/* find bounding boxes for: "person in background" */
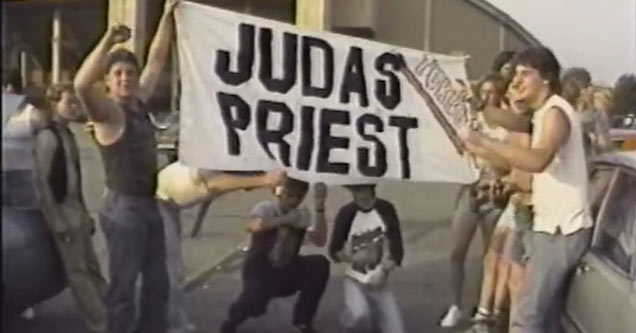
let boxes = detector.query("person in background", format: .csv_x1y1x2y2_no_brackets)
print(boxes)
328,184,405,333
611,74,636,118
221,178,329,333
439,74,508,328
33,83,107,332
562,67,613,155
73,1,180,331
465,83,533,333
155,160,285,333
491,51,516,83
460,47,593,333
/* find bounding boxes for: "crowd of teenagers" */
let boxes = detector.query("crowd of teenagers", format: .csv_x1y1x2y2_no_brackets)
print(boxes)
3,1,636,333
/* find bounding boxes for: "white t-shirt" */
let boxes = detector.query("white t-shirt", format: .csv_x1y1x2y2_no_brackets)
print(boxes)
345,209,388,284
531,95,593,235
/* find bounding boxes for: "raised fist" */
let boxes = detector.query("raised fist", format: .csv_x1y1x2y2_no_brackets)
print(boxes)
314,182,327,207
107,25,131,44
264,169,286,189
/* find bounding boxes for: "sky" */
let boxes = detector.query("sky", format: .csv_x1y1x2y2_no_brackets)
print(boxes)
486,0,636,86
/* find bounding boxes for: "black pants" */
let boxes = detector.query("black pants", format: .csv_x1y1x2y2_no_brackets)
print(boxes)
99,191,169,333
228,254,330,327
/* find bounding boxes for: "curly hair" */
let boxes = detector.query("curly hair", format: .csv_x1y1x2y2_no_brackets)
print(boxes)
512,47,562,94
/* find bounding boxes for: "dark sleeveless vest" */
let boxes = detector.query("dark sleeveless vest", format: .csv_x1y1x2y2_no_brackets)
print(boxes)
46,123,83,203
97,100,158,197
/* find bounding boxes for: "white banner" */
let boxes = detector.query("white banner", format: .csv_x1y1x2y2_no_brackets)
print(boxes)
175,1,478,184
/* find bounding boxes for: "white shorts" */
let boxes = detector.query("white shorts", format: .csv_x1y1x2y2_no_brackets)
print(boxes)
496,202,515,229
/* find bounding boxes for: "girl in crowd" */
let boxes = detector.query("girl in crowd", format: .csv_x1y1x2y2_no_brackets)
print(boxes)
440,74,509,327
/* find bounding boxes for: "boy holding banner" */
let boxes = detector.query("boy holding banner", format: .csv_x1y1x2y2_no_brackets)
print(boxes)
221,178,329,333
328,184,405,333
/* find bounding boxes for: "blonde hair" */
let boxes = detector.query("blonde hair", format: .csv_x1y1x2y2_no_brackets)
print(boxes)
593,87,614,113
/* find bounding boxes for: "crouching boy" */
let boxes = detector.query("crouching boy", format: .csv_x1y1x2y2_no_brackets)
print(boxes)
328,184,405,333
221,178,330,333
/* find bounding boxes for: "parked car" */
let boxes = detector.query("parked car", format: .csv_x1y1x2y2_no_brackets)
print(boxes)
610,128,636,151
563,151,636,332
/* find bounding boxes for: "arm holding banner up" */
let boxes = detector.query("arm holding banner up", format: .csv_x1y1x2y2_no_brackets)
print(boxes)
482,105,531,133
139,0,180,103
74,26,130,124
307,183,328,247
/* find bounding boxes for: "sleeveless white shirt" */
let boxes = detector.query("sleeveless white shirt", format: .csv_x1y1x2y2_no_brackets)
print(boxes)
531,95,593,234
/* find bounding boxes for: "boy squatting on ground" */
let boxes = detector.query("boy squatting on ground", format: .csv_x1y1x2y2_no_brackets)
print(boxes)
221,178,330,333
329,184,405,333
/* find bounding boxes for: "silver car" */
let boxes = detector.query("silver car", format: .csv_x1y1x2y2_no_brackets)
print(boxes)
563,151,636,332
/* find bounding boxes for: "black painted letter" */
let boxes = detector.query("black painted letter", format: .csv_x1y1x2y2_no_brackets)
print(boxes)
317,109,350,174
258,29,297,94
218,92,251,155
296,106,315,171
256,100,294,167
215,23,255,86
356,114,387,177
375,53,402,110
388,116,418,179
340,47,369,107
301,36,334,98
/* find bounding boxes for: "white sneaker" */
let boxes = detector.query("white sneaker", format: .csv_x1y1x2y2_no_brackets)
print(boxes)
440,305,463,327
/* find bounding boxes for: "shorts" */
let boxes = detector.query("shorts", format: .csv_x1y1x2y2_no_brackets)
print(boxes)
496,202,516,229
504,204,534,264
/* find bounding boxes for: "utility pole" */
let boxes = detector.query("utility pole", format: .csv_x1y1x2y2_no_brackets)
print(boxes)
51,8,62,84
295,0,330,30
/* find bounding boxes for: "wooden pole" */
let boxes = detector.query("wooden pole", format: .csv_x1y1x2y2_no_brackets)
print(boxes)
51,8,62,84
295,0,330,30
108,0,147,58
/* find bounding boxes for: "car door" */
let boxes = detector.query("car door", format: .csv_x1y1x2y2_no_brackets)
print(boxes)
563,164,636,333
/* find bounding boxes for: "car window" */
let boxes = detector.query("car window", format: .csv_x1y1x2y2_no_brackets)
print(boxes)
588,165,616,221
592,169,636,276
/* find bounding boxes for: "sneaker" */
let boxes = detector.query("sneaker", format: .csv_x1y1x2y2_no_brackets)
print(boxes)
440,305,463,327
293,324,318,333
461,322,492,333
471,308,493,324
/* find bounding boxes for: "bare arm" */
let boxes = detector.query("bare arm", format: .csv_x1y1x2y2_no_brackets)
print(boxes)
307,183,328,247
194,169,284,197
73,27,127,123
308,209,327,247
482,105,531,133
464,107,570,173
139,0,180,103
